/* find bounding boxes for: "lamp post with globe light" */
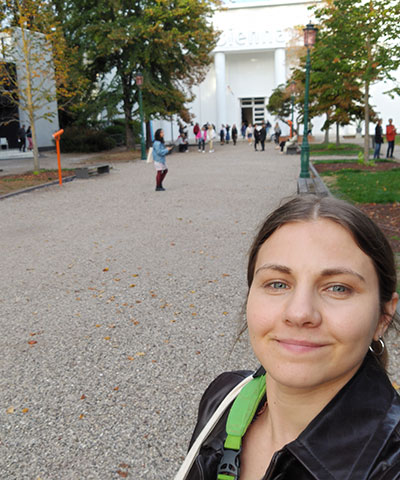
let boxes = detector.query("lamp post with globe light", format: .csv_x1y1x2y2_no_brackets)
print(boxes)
300,23,318,179
135,72,146,160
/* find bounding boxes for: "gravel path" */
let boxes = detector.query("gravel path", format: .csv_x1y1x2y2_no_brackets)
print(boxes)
0,141,398,479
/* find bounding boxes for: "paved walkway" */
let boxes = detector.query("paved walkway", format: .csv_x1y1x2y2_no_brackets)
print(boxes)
0,141,398,479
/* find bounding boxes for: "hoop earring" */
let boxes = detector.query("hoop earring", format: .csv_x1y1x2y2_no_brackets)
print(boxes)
369,336,385,356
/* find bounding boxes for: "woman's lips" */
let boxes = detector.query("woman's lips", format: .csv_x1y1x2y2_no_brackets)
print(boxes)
276,339,327,353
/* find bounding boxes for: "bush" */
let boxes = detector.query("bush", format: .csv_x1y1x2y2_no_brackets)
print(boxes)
60,127,116,153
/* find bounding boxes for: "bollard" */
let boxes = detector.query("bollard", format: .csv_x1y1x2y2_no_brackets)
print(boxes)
52,129,64,185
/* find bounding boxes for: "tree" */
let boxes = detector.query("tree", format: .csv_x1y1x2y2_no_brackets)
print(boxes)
54,0,221,149
312,0,400,160
266,84,292,123
0,0,83,171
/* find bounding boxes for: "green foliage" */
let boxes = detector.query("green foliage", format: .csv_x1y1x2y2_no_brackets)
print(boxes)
309,0,400,160
266,84,292,121
321,168,400,203
54,0,221,146
59,127,116,153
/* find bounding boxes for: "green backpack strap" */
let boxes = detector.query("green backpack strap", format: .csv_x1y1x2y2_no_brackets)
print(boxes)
217,373,266,480
224,373,266,450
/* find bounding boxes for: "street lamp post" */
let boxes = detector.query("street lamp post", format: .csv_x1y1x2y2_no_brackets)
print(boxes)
300,23,318,179
290,80,295,138
135,72,146,160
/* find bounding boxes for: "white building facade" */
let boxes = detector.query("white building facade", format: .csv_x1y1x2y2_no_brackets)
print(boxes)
155,0,400,142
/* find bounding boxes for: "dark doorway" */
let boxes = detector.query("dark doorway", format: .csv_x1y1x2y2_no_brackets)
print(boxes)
241,107,252,126
0,62,19,148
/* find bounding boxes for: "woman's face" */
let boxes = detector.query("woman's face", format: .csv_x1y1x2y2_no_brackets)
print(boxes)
160,130,164,138
247,219,394,393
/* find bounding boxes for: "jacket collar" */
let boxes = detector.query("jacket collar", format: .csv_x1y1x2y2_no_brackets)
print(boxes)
287,354,400,480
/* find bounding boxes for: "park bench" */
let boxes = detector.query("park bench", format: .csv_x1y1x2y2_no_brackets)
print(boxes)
75,164,110,179
286,144,300,155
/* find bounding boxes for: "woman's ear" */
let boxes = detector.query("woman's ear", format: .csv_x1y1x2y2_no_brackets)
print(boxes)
374,292,399,340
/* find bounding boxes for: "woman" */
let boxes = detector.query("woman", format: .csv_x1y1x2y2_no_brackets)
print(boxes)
374,119,384,159
175,195,399,480
246,124,253,145
273,121,281,147
231,124,238,146
152,129,172,191
208,125,216,153
26,126,33,151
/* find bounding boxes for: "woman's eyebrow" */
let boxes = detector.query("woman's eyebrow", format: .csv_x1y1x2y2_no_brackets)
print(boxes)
320,268,366,283
255,263,292,275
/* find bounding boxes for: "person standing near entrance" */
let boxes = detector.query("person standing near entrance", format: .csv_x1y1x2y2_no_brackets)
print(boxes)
231,124,238,145
386,119,396,159
26,126,33,151
241,122,246,141
208,124,215,153
246,124,253,145
18,124,26,152
259,124,266,151
374,119,384,159
153,128,172,191
253,124,260,151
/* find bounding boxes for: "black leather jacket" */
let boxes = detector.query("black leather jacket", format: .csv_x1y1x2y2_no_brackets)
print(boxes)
187,354,400,479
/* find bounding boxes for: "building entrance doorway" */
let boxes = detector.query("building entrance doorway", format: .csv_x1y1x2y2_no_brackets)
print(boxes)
240,97,266,126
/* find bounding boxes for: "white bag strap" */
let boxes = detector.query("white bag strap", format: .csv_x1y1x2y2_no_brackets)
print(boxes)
174,374,254,480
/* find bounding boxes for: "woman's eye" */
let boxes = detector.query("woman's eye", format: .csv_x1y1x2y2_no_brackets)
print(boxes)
267,281,288,289
328,285,349,293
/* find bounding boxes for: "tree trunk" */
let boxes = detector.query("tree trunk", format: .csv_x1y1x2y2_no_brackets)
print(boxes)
364,79,370,162
120,72,135,149
145,120,152,149
323,114,330,144
335,122,340,146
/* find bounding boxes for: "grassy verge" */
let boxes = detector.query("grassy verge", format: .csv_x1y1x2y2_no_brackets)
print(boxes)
320,168,400,203
310,142,366,156
313,158,392,165
0,169,76,196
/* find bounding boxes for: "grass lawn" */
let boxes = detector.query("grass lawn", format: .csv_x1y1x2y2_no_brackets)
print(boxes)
313,158,391,165
320,168,400,203
310,142,366,156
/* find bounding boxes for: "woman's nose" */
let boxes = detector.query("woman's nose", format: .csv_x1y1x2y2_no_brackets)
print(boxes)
283,286,322,328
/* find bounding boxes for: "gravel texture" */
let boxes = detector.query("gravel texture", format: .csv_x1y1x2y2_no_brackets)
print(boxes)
0,141,398,479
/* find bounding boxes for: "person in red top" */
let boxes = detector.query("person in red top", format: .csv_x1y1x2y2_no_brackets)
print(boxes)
386,118,396,158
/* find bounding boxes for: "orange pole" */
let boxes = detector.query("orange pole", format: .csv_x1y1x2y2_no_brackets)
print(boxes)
52,129,64,186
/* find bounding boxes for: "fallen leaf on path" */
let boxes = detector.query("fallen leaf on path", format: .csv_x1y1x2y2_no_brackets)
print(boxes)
6,406,15,414
103,267,109,272
127,356,134,361
22,408,29,414
28,340,37,345
116,471,128,478
81,394,86,400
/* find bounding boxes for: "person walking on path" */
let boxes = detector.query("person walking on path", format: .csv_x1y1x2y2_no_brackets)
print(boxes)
199,125,207,153
253,124,260,151
273,121,281,148
374,119,384,159
386,118,396,159
153,128,172,191
18,125,26,152
225,125,231,144
207,124,215,153
259,124,266,151
26,126,33,151
231,124,238,146
246,124,254,145
219,125,225,145
241,122,247,141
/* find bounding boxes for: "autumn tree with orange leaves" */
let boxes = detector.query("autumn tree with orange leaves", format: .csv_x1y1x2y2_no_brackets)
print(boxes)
0,0,85,171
